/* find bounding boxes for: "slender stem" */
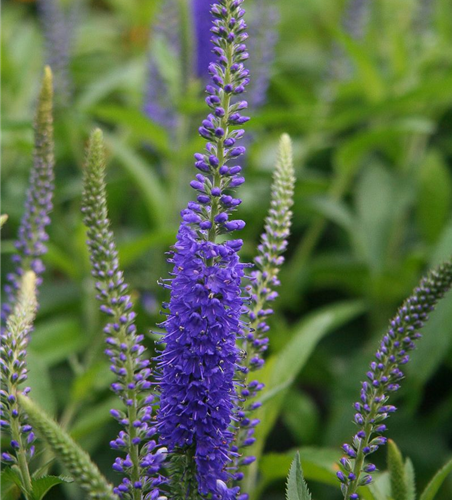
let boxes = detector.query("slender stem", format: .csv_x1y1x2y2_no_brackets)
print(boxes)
207,47,233,245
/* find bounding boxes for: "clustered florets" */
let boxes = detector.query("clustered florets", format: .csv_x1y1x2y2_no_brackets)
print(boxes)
158,225,247,495
230,135,295,476
156,1,252,497
1,81,54,328
337,261,452,499
82,131,166,500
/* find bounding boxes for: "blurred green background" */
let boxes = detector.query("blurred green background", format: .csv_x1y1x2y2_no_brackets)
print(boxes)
2,0,452,498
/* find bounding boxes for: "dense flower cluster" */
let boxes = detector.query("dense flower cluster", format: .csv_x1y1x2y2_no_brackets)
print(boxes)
158,225,247,495
1,68,54,328
337,260,452,500
0,272,37,492
81,130,165,500
156,0,251,497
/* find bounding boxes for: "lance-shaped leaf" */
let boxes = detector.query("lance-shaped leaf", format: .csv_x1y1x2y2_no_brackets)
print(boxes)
30,475,73,500
286,452,312,500
18,395,116,500
387,440,408,500
419,457,452,500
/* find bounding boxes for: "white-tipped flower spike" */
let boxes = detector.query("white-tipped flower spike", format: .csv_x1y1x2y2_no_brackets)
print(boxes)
232,134,295,479
0,272,37,497
81,129,165,500
2,67,54,327
18,394,116,500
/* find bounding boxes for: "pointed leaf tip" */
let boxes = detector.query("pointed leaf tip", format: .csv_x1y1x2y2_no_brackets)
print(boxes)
388,440,409,500
419,456,452,500
286,452,312,500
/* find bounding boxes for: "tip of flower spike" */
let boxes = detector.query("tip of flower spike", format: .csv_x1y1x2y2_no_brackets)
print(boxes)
0,214,8,229
43,65,53,83
38,66,54,110
84,128,106,177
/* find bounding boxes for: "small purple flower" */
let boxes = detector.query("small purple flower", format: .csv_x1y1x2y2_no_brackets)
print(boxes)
338,260,452,499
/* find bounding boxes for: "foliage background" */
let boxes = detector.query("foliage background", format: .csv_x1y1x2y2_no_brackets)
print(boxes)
2,0,452,498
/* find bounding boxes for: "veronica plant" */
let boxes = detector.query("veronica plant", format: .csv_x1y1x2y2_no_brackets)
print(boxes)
284,258,452,500
336,259,452,499
156,0,251,497
81,130,166,500
1,67,54,328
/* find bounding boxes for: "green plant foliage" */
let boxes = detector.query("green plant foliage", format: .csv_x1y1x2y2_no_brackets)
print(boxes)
419,458,452,500
388,440,409,500
18,395,115,500
286,453,312,500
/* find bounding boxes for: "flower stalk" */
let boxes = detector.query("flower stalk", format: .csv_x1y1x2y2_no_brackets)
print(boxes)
81,130,165,500
337,259,452,500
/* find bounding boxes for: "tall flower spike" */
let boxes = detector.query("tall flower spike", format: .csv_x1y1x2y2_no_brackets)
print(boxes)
37,0,77,106
81,130,166,500
0,272,37,497
156,0,250,497
2,67,54,327
337,259,452,500
232,134,295,478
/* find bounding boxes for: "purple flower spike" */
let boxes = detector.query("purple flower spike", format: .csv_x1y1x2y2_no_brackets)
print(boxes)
156,0,251,497
231,134,295,477
1,68,54,329
0,272,37,484
338,260,452,499
82,129,166,500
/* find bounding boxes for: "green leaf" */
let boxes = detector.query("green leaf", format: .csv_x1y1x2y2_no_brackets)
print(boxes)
417,150,452,244
103,134,168,228
404,458,416,500
92,105,169,154
286,452,312,500
282,390,319,444
30,317,87,367
419,457,452,500
387,440,408,500
0,467,24,500
30,475,73,500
